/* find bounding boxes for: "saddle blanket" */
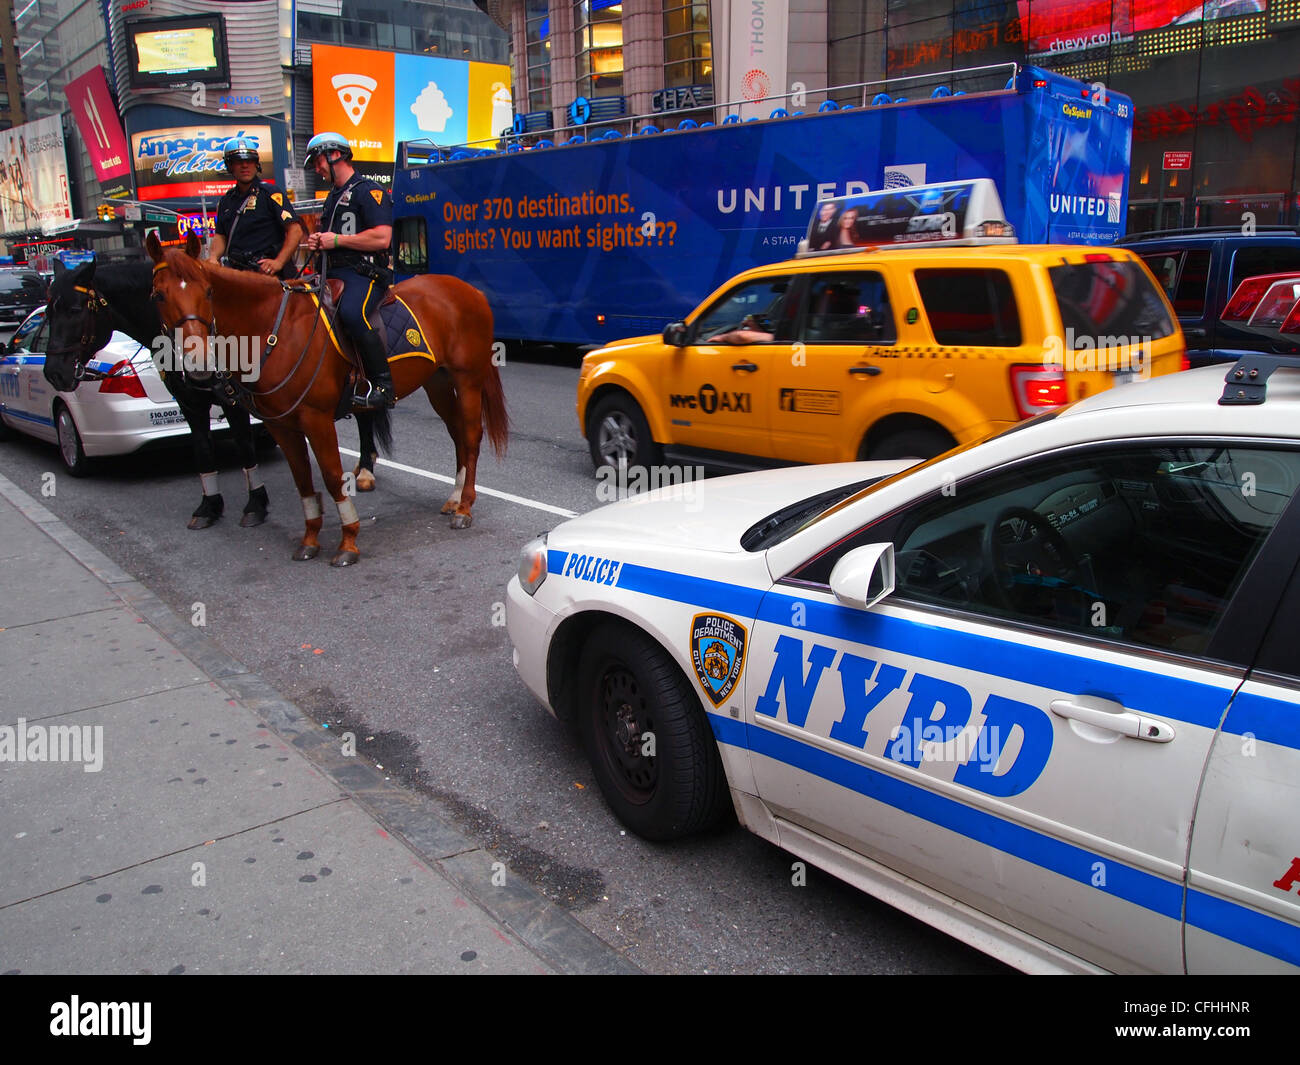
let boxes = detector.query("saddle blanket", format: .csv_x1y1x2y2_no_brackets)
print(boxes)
376,294,437,365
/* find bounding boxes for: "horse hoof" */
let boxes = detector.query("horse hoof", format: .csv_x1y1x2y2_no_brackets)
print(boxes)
239,509,268,528
449,512,473,530
292,544,320,561
440,500,457,514
331,550,361,567
355,469,376,493
188,514,219,530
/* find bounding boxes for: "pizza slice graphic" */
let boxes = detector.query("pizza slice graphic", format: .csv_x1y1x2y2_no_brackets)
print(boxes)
333,73,379,127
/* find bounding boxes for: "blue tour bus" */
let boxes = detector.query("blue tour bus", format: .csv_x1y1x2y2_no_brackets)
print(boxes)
391,65,1134,347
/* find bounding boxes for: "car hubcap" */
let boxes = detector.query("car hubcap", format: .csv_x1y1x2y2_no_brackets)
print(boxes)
58,413,77,466
598,413,636,466
597,667,656,799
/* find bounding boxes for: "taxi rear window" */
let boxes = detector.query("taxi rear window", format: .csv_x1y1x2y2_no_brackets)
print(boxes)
1050,260,1175,344
914,268,1021,347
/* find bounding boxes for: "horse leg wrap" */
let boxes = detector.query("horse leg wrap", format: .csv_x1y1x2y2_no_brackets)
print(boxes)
337,497,359,526
200,471,220,496
301,494,323,521
243,465,264,491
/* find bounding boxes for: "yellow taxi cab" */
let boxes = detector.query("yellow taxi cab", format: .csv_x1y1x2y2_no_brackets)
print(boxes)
578,179,1187,469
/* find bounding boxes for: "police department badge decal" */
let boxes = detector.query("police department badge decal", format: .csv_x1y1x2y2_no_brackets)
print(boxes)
691,613,747,707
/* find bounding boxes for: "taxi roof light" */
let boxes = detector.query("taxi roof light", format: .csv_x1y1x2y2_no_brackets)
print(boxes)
797,178,1017,257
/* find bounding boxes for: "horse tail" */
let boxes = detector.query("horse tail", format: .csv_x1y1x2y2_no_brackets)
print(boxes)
367,405,394,457
481,359,509,460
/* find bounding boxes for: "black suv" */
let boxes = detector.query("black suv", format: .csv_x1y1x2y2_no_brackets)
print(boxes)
0,269,47,328
1117,228,1300,366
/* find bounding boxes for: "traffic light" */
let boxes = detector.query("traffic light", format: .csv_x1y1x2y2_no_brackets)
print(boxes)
96,203,115,222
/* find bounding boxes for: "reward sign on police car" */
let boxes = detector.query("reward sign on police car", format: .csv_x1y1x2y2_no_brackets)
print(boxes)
691,613,747,707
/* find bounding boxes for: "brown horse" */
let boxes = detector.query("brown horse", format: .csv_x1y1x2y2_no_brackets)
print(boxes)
146,231,508,565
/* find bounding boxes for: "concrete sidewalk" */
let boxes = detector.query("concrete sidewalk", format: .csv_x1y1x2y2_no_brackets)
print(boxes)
0,472,637,975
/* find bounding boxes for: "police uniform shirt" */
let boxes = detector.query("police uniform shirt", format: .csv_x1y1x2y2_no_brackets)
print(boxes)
215,179,302,261
321,174,393,268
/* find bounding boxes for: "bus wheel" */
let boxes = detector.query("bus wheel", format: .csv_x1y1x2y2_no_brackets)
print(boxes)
587,393,661,472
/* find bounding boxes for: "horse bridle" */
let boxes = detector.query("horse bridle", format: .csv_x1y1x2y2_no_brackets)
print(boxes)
151,258,330,421
48,284,111,380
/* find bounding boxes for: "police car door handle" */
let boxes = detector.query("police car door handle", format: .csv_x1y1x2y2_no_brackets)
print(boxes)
1049,698,1175,742
849,365,882,375
731,361,759,372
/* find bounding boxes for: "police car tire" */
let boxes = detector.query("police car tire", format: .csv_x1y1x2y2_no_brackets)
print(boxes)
865,426,954,461
587,392,661,472
577,624,730,841
55,404,91,477
0,413,15,441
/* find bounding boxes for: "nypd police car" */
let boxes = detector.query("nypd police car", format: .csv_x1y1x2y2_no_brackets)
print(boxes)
509,354,1300,974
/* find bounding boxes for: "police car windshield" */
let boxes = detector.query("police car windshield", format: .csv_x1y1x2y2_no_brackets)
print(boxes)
743,478,884,551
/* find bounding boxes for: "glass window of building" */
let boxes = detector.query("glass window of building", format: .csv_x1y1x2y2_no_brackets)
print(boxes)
526,0,552,114
663,1,711,90
574,0,624,98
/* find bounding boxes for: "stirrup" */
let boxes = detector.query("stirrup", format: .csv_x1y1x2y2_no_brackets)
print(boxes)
352,379,395,410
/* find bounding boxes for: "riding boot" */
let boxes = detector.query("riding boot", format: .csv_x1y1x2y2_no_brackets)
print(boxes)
352,330,395,411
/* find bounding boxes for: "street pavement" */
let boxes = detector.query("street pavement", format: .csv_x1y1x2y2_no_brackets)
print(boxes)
0,470,639,975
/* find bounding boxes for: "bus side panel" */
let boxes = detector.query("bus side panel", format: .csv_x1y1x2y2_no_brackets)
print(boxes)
394,91,1123,345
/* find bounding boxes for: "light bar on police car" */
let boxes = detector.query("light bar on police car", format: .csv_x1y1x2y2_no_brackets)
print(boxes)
798,178,1017,255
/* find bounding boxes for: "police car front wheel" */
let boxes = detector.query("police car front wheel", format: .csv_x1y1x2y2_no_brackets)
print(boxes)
577,624,731,841
588,392,661,472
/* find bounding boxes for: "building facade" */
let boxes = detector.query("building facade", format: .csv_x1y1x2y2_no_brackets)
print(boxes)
481,0,1300,230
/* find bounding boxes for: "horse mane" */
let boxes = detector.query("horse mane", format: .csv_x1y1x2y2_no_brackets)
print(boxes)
162,249,284,294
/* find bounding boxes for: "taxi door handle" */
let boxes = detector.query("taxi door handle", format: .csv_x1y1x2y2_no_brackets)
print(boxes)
1049,698,1175,742
848,365,882,376
731,361,759,372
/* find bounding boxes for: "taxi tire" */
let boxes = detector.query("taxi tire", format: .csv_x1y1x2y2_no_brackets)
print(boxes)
864,426,954,461
587,393,662,472
55,404,91,477
577,625,730,841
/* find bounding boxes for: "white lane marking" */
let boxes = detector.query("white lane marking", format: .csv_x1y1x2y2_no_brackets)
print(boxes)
339,447,578,518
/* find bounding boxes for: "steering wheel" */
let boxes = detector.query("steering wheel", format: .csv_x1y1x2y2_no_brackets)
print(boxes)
982,506,1079,610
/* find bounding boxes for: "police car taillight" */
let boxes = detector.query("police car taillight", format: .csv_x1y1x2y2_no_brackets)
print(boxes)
518,534,548,595
97,359,147,399
1010,365,1067,419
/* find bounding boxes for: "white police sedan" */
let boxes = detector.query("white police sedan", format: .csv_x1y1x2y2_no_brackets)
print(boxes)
508,357,1300,974
0,306,232,475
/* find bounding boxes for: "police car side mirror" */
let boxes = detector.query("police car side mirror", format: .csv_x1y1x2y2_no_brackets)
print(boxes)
663,322,688,347
829,543,895,610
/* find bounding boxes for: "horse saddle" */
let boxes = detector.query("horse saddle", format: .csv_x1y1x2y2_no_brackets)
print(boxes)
316,280,435,366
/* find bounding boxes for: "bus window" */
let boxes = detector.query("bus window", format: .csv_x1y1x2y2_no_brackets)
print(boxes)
396,217,428,273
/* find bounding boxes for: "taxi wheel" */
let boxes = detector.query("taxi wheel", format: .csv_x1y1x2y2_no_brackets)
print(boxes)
55,404,91,477
587,393,661,472
577,625,730,841
864,426,954,461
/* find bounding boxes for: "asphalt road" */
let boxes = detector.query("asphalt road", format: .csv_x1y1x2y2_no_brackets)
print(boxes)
1,351,1006,974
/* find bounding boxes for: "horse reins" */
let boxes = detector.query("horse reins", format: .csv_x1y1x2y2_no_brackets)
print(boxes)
153,258,338,422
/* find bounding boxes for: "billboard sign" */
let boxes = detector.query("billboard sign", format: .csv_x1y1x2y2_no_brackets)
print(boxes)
1,116,75,236
66,67,134,199
131,124,273,200
1021,1,1269,57
314,44,512,159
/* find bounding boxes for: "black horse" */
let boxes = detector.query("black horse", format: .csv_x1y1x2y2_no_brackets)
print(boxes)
42,257,273,528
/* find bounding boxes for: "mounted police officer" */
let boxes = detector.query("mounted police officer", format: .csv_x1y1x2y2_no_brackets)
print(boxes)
208,136,303,278
301,131,396,411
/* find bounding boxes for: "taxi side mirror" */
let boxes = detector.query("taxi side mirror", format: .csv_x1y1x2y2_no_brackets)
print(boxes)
663,321,688,347
829,543,895,610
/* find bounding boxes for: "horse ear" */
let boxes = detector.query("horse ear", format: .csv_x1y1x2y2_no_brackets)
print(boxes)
185,231,201,259
53,259,66,279
145,230,164,264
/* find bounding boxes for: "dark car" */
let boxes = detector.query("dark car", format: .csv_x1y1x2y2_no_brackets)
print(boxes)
1117,228,1300,366
0,269,48,328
